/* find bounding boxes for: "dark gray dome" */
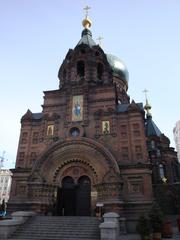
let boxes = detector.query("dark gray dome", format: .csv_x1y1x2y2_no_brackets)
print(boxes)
106,54,129,83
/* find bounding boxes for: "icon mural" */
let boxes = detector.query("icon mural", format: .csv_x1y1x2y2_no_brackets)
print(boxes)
102,121,110,134
47,125,54,136
72,95,83,121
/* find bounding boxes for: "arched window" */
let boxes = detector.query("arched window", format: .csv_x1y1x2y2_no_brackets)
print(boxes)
172,162,180,181
151,140,155,149
159,164,165,179
97,63,104,80
77,60,85,77
156,149,161,157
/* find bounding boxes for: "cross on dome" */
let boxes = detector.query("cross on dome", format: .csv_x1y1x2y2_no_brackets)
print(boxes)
83,5,91,18
82,5,92,29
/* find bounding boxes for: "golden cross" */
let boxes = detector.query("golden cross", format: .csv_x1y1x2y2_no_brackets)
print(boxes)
83,5,91,18
97,36,103,47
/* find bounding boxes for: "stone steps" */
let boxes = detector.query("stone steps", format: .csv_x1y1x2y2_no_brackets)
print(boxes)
8,216,100,240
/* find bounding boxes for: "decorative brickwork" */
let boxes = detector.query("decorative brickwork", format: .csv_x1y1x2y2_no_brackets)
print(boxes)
9,21,180,219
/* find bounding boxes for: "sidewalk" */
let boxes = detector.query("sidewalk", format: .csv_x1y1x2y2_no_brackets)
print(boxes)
118,227,180,240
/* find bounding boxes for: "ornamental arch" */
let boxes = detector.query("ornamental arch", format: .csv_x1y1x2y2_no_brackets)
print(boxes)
27,138,122,215
32,137,120,185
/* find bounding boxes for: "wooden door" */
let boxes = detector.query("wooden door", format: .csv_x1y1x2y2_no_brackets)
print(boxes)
76,176,91,216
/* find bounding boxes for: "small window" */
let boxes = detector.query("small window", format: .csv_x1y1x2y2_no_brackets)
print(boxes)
70,127,80,137
30,152,36,165
159,164,165,179
135,146,142,152
32,132,38,144
156,149,161,157
97,63,104,80
120,125,127,138
77,61,85,77
151,140,155,149
134,130,140,137
122,154,129,161
21,132,28,144
19,152,25,162
136,153,143,161
131,183,141,193
133,123,140,129
122,147,128,152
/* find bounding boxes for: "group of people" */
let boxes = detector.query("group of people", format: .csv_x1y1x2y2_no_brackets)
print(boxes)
0,199,7,218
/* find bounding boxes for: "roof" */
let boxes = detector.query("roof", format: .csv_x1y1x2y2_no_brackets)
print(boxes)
76,29,96,48
21,110,43,122
32,113,43,120
145,116,162,137
117,103,143,113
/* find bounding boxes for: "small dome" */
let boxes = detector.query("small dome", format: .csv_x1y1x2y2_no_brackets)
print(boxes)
106,54,129,83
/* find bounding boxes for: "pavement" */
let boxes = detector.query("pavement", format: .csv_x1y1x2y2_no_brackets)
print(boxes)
118,227,180,240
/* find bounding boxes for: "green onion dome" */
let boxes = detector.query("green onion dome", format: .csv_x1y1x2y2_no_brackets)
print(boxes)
106,54,129,83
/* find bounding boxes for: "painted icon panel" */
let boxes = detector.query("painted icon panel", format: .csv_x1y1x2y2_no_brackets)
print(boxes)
102,121,110,134
72,95,83,121
47,125,54,136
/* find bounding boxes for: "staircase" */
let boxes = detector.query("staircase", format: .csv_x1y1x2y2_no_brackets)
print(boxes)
7,216,100,240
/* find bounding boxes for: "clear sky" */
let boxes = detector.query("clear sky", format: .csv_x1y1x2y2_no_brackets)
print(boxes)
0,0,180,169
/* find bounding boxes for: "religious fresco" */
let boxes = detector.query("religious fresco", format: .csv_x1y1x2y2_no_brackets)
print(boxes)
47,125,54,136
102,121,110,134
72,95,83,121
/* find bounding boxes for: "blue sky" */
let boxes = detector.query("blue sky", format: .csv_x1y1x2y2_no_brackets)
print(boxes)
0,0,180,169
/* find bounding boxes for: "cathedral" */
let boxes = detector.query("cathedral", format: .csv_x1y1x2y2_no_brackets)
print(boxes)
9,10,180,224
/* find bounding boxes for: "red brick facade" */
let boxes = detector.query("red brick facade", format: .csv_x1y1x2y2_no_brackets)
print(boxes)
9,25,155,223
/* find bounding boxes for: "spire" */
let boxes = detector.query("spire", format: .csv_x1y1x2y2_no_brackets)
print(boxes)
143,89,152,118
143,89,162,137
76,5,96,48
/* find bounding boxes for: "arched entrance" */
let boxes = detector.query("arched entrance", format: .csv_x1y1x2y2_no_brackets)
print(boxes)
30,138,120,215
56,175,91,216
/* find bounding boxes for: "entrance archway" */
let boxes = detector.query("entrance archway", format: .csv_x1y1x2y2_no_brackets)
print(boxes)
31,138,120,215
56,175,91,216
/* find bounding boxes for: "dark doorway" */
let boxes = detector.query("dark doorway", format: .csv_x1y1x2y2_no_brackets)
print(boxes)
76,176,91,216
57,176,76,216
56,175,91,216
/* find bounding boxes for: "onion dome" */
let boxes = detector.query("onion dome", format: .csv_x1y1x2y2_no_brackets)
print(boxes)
106,54,129,83
82,16,92,29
